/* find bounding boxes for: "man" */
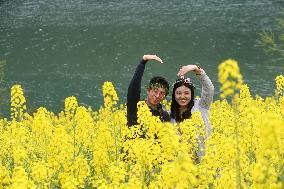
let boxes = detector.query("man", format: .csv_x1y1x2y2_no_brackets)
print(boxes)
127,54,170,126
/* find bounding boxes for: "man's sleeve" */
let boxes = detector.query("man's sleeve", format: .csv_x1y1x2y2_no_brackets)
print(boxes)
127,59,147,126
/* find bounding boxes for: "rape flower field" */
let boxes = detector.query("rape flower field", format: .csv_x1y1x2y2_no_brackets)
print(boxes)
0,60,284,189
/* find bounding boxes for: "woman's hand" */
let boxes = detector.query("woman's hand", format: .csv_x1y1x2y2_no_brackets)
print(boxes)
142,55,163,64
177,65,202,77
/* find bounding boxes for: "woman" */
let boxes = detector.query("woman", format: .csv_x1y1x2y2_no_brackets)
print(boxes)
170,64,214,138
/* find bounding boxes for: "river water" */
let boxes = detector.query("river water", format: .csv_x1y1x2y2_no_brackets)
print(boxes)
0,0,283,115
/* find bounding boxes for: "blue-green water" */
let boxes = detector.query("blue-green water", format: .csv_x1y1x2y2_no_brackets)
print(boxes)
0,0,283,116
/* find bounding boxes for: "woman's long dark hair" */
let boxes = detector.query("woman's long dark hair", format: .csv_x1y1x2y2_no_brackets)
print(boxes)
170,78,195,123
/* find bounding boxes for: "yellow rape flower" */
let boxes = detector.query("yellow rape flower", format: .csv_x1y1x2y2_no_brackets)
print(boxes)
275,75,284,96
218,59,243,99
10,166,36,189
0,165,10,186
10,85,27,121
31,161,52,187
64,96,78,119
0,76,283,188
102,81,119,110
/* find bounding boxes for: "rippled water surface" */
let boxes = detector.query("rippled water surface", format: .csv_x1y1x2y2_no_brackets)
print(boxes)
0,0,283,115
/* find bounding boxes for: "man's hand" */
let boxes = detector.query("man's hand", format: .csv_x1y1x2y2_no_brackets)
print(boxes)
142,55,163,64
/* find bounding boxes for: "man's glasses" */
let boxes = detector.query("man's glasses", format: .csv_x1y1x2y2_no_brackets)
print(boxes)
152,88,166,98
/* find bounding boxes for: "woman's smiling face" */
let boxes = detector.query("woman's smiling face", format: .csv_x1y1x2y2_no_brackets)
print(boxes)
174,85,191,108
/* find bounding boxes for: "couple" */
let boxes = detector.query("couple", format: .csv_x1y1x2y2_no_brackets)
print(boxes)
127,54,214,137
